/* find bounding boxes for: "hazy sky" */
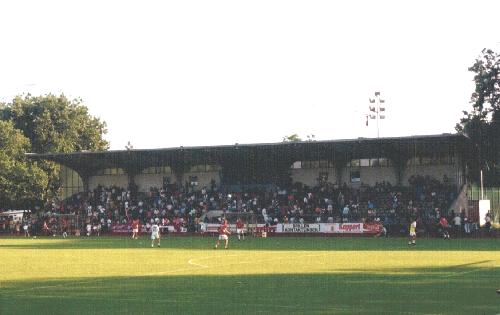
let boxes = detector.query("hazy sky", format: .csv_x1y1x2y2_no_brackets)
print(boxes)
1,0,499,150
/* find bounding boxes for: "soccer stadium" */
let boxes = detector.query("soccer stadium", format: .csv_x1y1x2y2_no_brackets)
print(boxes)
1,133,499,314
2,2,500,315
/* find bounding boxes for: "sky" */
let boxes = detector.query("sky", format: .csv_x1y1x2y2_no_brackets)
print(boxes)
1,0,499,150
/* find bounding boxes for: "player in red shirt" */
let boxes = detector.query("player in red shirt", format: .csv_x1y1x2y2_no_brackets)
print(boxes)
214,219,231,249
439,216,450,239
236,218,245,240
131,219,140,239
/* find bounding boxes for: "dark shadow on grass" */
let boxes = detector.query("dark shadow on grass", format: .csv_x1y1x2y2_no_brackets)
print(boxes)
330,260,495,275
1,236,500,251
1,265,499,315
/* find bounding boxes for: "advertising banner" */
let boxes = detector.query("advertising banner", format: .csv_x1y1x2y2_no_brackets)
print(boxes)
330,223,363,234
203,223,269,233
363,222,383,234
276,224,321,233
111,224,174,234
111,222,381,235
111,224,131,234
275,222,381,234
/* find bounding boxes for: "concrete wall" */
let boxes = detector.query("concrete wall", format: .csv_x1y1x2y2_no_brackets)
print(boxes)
180,171,220,188
449,184,468,214
88,172,221,192
360,167,397,186
291,168,336,187
291,167,397,187
135,174,164,192
89,175,128,191
86,164,460,192
402,165,457,185
337,167,397,187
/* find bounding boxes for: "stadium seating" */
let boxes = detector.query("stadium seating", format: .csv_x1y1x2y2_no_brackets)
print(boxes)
10,175,476,238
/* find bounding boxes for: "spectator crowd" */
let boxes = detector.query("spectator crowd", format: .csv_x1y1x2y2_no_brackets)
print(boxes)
0,175,494,238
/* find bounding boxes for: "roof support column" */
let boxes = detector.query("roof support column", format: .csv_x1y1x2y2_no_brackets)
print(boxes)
82,175,90,193
388,156,409,187
172,168,184,186
171,162,191,187
334,158,347,186
386,142,410,187
394,162,405,186
75,170,91,194
124,168,140,194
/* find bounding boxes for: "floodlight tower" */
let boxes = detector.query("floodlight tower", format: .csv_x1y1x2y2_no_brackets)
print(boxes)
125,141,134,150
366,91,386,138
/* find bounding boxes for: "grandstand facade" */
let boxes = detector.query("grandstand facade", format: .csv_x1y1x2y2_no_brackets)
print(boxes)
28,134,470,198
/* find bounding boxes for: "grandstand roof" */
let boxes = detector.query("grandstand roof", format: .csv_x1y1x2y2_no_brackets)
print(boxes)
27,133,471,176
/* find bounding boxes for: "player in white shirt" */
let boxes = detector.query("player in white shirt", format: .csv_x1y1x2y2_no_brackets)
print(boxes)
151,223,161,247
86,223,92,236
23,222,30,237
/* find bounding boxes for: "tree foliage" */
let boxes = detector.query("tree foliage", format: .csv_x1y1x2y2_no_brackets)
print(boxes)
282,134,316,142
0,120,48,208
457,49,500,184
0,94,109,206
282,134,302,142
0,94,109,153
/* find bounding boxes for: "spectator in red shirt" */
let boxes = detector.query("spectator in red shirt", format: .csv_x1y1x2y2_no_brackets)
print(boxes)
173,217,182,232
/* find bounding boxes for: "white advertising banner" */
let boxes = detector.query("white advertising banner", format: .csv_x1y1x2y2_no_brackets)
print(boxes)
277,224,321,233
275,223,374,234
202,223,267,233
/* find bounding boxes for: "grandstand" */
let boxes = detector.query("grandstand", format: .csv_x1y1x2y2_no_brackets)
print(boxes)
20,133,491,237
29,134,469,195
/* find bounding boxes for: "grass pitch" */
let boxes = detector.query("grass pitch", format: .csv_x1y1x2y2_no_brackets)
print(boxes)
0,236,499,315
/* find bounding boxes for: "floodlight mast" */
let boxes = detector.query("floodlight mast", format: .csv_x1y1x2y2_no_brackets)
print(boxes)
367,91,386,138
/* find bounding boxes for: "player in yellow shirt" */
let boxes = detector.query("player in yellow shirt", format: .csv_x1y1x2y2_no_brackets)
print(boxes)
408,218,416,245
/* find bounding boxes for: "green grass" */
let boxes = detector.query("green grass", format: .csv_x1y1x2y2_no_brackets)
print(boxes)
0,236,499,315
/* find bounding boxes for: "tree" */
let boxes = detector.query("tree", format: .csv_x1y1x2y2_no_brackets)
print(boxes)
0,94,109,153
0,120,48,208
306,134,316,142
0,94,109,202
282,134,302,142
282,134,317,142
457,48,500,184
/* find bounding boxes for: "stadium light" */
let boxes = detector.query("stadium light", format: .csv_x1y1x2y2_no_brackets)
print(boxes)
125,141,133,150
366,91,386,138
